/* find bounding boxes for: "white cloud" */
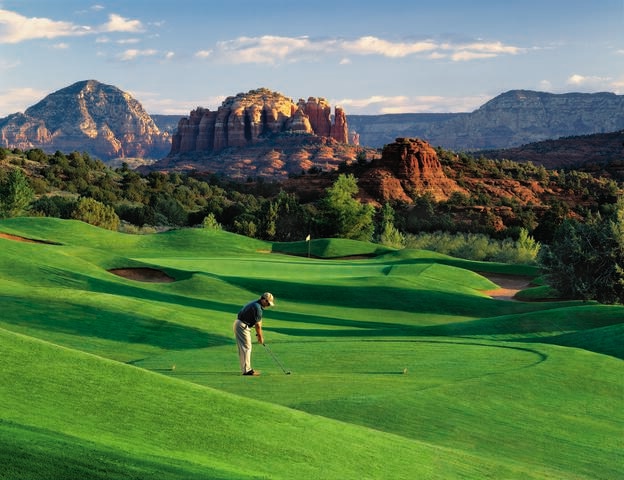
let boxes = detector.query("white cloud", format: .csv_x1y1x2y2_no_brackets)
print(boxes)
0,87,47,116
51,42,69,49
195,50,213,59
0,8,90,43
0,9,144,44
117,38,140,45
0,59,20,70
214,35,316,64
118,48,158,61
566,73,614,91
336,94,490,114
341,36,438,57
202,34,524,65
138,93,227,115
449,41,523,61
100,14,143,33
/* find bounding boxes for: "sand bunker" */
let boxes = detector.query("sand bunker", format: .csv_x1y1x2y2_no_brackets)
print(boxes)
0,232,60,244
481,274,533,301
109,268,175,283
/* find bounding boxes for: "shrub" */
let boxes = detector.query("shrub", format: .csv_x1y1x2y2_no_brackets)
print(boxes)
71,197,120,231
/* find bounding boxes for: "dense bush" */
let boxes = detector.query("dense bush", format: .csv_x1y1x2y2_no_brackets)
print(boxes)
71,197,120,231
405,228,540,264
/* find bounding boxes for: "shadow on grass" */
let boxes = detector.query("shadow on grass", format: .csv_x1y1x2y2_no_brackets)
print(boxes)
1,296,228,350
0,420,241,480
39,266,237,315
267,302,617,343
224,276,554,318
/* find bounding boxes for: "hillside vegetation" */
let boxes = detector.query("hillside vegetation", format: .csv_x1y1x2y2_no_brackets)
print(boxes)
1,145,620,247
1,217,622,479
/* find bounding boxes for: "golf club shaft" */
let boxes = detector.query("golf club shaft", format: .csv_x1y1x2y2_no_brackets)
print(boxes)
263,343,290,374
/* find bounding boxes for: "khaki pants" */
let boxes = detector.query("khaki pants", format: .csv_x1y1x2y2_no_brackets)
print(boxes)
233,319,252,374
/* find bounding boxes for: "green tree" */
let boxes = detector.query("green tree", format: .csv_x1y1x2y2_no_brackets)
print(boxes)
259,190,310,241
71,197,120,231
201,212,222,230
30,195,77,219
0,168,34,218
538,202,624,303
319,174,375,241
377,203,405,248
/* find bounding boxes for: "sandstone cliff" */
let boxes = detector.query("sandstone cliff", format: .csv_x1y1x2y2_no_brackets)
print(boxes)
169,88,349,156
0,80,170,160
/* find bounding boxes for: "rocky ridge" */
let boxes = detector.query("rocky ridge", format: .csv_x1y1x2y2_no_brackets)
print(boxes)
149,133,373,180
0,80,170,160
480,130,624,170
349,90,624,150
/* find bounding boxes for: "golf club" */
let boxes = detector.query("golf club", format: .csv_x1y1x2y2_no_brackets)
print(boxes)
263,343,291,375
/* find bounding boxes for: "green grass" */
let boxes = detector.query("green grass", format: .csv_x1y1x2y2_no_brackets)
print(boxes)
1,217,623,479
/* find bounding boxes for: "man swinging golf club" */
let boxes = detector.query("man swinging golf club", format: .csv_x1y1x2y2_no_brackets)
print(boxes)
234,292,274,376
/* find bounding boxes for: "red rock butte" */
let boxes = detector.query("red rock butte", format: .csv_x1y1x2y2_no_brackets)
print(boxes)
169,88,349,156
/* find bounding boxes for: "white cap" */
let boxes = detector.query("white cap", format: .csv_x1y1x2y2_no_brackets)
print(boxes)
262,292,275,306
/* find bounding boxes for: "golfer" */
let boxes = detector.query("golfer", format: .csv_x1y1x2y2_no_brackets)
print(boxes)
234,292,275,376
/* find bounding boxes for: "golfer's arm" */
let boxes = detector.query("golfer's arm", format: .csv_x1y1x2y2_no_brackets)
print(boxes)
254,323,264,344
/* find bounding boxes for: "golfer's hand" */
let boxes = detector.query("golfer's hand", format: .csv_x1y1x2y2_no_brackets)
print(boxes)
256,334,264,345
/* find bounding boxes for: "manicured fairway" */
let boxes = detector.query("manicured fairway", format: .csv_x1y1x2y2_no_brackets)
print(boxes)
1,217,622,479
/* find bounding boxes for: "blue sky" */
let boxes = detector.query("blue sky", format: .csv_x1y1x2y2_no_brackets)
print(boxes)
0,0,622,117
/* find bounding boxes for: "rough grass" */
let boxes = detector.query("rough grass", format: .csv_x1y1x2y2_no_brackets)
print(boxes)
1,217,623,479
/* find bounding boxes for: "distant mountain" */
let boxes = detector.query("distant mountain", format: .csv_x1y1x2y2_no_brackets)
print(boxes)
350,90,624,150
0,80,170,160
348,112,462,149
3,81,623,172
151,114,182,134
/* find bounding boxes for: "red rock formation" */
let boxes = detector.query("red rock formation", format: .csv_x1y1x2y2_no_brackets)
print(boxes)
286,108,313,133
300,97,331,137
197,110,217,151
360,138,464,203
168,88,350,157
331,106,348,143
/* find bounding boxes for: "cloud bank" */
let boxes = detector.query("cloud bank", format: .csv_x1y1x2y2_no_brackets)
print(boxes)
201,35,524,64
0,9,143,43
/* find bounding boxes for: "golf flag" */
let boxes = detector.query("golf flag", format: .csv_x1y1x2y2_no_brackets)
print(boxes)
306,234,311,242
